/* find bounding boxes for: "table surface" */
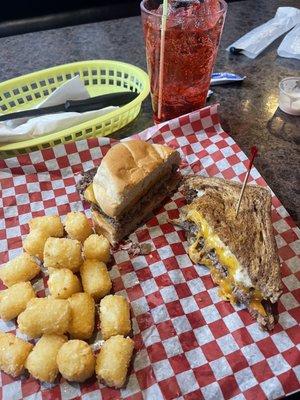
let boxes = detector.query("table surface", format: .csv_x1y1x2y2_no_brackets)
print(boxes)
0,0,299,224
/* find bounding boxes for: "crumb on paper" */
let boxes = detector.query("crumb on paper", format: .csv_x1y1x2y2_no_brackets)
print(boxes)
118,240,152,256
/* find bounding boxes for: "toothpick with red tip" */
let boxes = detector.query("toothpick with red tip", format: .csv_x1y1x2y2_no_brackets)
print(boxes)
235,146,258,216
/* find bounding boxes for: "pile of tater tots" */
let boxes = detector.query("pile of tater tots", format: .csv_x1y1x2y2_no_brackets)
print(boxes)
0,212,134,388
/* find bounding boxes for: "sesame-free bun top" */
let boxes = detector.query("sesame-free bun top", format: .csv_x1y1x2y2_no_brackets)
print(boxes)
93,140,180,218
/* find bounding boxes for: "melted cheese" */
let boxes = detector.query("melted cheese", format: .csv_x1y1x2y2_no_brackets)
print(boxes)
188,231,204,264
84,184,97,204
187,209,266,316
250,300,267,316
187,209,240,275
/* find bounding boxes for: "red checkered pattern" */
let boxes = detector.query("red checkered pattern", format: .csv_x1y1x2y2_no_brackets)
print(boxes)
0,104,299,400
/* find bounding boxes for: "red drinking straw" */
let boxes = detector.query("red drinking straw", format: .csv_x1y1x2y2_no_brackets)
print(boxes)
235,146,258,216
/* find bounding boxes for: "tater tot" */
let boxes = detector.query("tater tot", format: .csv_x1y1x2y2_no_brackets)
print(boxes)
0,252,40,287
57,340,95,382
17,297,71,338
47,267,57,275
65,212,93,243
23,229,49,260
0,331,33,377
96,335,134,388
25,334,67,382
80,260,112,300
0,282,36,321
68,293,95,340
44,237,83,272
83,234,110,262
29,215,64,237
48,268,81,299
99,295,131,340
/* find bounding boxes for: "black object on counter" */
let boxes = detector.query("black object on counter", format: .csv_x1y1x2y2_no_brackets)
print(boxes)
229,47,243,55
0,91,139,122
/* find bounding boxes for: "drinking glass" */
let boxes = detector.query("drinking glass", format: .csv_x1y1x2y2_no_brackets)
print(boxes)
141,0,227,123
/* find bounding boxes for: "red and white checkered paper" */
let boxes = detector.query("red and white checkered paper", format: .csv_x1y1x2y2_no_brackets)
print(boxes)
0,104,299,400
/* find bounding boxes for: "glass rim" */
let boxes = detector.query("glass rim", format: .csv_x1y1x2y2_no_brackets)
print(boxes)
279,77,300,97
140,0,228,18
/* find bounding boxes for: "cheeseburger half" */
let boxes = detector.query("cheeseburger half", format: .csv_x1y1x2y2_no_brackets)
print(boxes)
77,140,181,244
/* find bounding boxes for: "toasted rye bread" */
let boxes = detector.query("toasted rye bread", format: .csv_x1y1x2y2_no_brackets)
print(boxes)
182,175,282,303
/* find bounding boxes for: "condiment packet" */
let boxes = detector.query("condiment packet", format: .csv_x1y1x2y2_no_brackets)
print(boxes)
226,7,300,59
277,23,300,60
211,72,245,85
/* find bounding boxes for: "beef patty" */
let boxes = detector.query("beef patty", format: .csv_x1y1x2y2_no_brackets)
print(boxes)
77,166,181,230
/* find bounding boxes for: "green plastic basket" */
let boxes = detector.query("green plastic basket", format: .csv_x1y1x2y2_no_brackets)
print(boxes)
0,60,150,158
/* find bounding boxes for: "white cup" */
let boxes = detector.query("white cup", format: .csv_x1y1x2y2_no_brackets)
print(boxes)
279,77,300,116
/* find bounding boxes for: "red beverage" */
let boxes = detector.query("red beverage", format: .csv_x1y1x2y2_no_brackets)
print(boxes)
141,0,227,123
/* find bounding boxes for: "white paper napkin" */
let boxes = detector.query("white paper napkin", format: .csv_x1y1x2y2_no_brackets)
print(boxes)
277,23,300,59
226,7,300,59
0,76,118,143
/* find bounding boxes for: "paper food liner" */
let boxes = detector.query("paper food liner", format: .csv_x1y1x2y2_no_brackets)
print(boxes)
0,104,299,400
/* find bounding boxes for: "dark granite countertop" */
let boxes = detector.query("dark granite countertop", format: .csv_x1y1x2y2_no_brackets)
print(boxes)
0,0,299,224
